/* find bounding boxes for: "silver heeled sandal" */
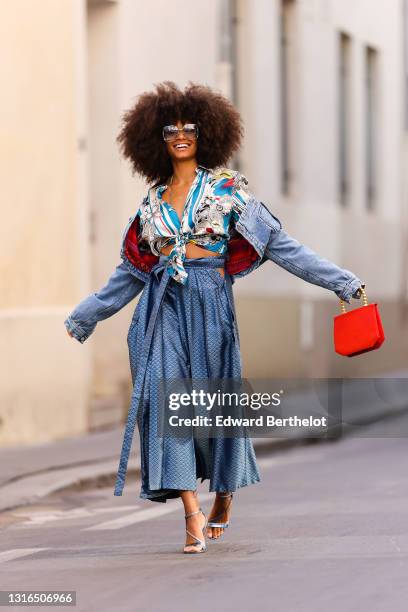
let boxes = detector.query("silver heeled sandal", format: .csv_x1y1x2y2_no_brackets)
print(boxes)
183,507,208,554
207,493,234,536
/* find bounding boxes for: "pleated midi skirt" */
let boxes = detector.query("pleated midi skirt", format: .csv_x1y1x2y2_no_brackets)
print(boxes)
120,255,260,503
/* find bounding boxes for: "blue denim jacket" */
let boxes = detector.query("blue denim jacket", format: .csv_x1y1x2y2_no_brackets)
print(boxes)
64,196,364,343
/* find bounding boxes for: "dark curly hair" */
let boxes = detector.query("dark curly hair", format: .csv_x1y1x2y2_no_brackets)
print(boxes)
116,80,244,186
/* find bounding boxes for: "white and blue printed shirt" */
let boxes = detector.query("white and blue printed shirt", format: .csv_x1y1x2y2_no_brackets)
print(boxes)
137,165,252,284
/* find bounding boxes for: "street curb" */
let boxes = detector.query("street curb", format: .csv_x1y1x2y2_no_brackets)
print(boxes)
0,437,312,513
1,399,407,514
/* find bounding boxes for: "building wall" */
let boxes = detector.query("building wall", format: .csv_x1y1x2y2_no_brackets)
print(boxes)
0,0,91,445
234,0,407,378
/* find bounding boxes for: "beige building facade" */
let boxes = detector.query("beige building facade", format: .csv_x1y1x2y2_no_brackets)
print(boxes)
1,0,407,446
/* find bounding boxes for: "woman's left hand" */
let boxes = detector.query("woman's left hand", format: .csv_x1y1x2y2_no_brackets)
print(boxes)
352,283,365,299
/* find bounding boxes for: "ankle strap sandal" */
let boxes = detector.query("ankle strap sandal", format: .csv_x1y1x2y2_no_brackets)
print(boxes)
183,507,208,554
207,493,234,529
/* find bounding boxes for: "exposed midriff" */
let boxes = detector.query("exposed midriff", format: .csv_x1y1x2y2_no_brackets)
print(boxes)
160,242,225,278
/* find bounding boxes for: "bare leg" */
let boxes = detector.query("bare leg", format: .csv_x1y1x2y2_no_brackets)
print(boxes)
206,492,233,539
180,490,207,552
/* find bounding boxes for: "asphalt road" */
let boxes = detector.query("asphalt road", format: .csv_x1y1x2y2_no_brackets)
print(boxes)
1,413,407,612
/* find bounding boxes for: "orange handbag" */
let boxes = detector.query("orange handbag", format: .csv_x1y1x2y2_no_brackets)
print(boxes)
333,287,385,357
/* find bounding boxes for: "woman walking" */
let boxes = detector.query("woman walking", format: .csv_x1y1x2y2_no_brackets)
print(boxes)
65,81,364,554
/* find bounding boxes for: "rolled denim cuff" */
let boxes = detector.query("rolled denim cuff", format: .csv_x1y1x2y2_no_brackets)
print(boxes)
336,277,364,304
64,316,92,344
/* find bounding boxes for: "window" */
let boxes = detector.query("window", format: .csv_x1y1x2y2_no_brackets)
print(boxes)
280,0,296,196
217,0,240,167
404,0,408,129
365,46,379,210
338,33,352,206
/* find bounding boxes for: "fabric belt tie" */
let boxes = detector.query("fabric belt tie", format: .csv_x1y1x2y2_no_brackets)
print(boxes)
114,255,226,496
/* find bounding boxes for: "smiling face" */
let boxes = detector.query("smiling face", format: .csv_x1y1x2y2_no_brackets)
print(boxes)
164,119,198,164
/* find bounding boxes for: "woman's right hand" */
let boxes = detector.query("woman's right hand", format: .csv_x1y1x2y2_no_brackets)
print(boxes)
66,329,73,338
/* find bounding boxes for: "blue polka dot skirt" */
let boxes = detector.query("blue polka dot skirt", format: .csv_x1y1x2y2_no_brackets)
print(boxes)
114,255,261,502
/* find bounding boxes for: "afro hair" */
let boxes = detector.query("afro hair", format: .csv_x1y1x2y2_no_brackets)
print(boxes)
116,80,244,186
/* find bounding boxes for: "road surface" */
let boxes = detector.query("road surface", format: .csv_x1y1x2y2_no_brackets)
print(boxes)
1,413,407,612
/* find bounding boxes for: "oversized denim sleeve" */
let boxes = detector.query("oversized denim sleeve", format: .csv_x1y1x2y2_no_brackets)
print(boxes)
231,173,365,303
64,261,145,343
261,205,364,303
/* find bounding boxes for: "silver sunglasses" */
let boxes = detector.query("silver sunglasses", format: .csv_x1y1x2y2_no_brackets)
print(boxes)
162,123,199,142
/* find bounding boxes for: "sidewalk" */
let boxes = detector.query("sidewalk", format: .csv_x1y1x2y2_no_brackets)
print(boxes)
1,370,407,512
